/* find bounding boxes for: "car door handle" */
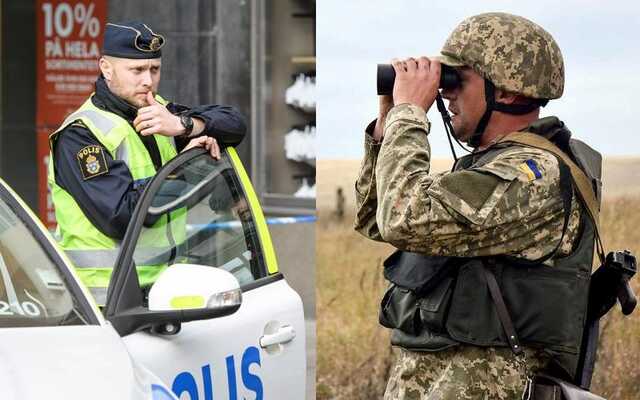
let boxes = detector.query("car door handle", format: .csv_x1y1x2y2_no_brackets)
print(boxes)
259,325,296,348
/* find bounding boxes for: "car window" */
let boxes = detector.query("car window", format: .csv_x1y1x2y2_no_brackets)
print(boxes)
0,197,90,327
131,152,267,288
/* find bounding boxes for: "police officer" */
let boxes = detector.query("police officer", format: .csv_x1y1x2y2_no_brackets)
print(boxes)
48,21,246,305
355,13,600,399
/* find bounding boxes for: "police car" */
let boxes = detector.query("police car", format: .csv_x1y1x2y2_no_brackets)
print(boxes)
0,147,306,399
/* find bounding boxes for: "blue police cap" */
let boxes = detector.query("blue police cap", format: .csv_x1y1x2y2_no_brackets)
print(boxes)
103,21,165,59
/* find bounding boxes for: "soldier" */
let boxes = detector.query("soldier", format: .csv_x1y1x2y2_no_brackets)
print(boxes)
355,13,600,399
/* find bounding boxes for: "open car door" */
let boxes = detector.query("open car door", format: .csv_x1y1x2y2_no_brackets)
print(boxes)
103,148,306,399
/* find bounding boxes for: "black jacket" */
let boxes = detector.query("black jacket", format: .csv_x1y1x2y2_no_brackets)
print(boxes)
51,75,246,239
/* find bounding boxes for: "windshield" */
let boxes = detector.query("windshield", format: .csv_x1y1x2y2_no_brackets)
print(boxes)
132,152,267,288
0,192,90,327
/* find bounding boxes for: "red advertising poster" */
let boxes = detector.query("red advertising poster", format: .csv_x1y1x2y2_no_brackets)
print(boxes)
36,0,107,228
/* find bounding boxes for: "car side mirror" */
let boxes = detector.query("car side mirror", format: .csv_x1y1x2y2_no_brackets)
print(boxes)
106,264,242,337
148,264,243,312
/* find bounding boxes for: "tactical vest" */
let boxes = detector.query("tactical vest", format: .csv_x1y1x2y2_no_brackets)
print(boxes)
379,121,602,381
48,94,182,304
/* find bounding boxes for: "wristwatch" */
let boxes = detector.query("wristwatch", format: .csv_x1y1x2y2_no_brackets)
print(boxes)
180,115,194,137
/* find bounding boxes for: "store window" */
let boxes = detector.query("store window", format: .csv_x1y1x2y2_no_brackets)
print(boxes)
253,0,315,215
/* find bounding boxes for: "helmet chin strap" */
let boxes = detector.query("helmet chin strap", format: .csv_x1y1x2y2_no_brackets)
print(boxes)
435,93,471,164
468,79,549,148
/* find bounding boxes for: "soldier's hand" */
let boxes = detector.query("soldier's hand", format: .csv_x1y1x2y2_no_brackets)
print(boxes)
181,136,221,160
392,57,441,112
373,95,394,142
134,92,185,137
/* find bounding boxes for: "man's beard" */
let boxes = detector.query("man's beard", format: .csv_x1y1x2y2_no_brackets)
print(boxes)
109,79,146,108
123,92,147,108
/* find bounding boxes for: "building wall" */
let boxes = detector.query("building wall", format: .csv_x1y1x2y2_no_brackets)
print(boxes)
1,1,38,207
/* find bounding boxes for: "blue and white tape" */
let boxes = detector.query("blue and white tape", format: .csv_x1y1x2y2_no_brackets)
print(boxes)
265,215,317,225
187,215,317,232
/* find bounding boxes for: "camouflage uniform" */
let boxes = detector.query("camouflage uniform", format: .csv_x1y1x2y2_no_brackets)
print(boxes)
355,13,580,399
385,347,547,400
356,104,579,259
355,105,581,400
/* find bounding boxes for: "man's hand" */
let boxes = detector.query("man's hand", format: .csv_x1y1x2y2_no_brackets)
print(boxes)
134,92,185,137
181,136,221,160
372,95,393,142
392,57,441,112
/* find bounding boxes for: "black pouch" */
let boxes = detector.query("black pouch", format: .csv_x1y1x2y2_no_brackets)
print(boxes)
525,375,606,400
379,284,421,334
379,251,455,335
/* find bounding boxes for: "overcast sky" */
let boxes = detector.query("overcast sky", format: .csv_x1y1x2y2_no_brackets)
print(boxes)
317,0,640,159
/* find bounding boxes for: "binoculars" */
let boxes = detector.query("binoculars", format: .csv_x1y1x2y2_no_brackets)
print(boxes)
377,63,461,95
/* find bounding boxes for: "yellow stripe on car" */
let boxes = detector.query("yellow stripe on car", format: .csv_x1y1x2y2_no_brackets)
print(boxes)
226,148,279,274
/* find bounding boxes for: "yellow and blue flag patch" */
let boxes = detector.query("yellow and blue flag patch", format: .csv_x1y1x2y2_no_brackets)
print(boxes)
518,159,542,181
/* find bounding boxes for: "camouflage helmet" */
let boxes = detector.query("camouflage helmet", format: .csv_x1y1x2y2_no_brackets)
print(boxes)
439,12,564,99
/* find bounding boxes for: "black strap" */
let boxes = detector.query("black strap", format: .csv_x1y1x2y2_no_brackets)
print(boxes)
469,80,495,148
435,94,459,163
577,320,600,389
482,263,523,355
493,102,543,115
469,79,549,148
435,93,471,165
545,161,573,263
139,134,163,171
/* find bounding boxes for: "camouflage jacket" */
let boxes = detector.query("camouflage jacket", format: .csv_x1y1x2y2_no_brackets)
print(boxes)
355,103,580,261
355,104,584,399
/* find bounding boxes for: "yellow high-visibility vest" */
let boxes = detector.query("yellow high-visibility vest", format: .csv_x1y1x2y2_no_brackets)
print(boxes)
48,94,184,304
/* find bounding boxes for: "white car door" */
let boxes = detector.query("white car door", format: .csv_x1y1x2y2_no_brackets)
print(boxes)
0,180,180,400
104,148,306,400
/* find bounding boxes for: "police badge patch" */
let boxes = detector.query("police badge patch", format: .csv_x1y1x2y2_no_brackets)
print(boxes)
77,145,108,180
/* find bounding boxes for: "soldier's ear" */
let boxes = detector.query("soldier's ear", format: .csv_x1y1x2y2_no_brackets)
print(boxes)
99,57,113,81
495,89,519,105
495,89,541,109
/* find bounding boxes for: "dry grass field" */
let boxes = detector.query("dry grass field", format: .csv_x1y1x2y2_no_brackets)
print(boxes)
317,158,640,399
